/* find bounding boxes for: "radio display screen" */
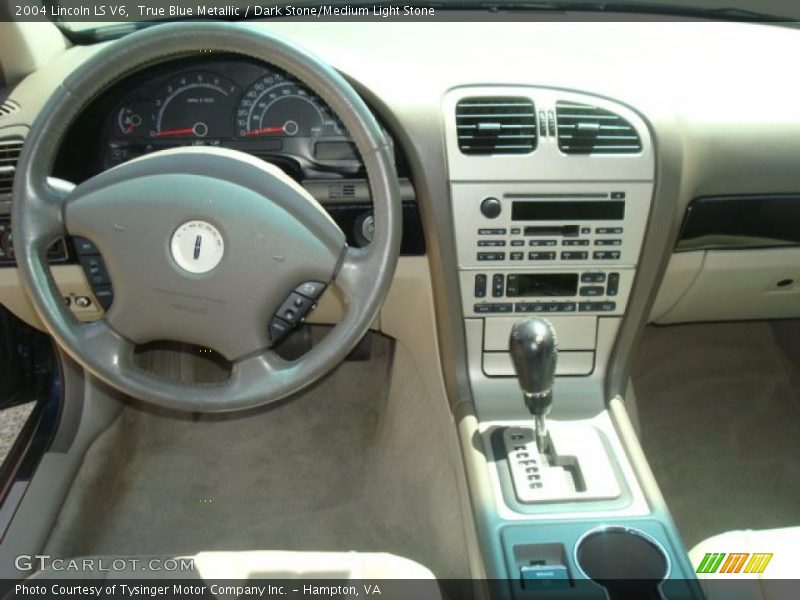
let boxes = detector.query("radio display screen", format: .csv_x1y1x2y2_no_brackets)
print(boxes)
506,274,578,297
511,201,625,221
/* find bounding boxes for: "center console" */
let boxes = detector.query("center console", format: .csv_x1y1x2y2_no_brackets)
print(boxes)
444,87,700,598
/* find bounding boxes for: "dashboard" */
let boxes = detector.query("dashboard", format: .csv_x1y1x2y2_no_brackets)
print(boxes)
1,20,800,363
1,19,800,586
55,55,383,183
0,53,423,324
101,56,359,179
14,54,423,289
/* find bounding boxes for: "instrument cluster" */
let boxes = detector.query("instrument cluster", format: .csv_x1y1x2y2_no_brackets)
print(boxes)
102,55,363,179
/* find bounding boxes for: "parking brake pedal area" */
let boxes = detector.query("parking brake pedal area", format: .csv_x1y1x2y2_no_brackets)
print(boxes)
503,425,621,503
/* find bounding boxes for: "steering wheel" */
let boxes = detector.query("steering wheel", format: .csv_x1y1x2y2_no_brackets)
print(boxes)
12,23,401,412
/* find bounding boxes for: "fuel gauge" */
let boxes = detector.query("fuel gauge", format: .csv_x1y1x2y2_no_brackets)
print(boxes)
116,102,151,138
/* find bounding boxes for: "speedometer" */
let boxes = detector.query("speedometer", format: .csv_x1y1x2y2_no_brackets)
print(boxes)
151,71,239,139
236,73,344,139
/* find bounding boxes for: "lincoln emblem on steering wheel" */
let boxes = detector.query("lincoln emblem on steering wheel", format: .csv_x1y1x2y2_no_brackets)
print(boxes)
170,220,225,274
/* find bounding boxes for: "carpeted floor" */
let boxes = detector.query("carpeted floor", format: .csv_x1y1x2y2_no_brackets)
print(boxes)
633,321,800,550
44,334,471,580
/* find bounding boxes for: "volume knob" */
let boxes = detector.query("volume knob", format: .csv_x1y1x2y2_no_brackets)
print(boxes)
480,197,502,219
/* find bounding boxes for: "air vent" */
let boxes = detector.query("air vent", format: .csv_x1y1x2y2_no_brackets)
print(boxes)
0,99,20,119
329,182,356,202
456,97,536,155
0,138,24,197
556,101,642,154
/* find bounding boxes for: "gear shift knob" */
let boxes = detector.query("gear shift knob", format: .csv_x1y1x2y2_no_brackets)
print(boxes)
509,318,558,452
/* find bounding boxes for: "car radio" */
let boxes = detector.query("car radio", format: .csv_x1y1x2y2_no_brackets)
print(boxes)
452,182,651,268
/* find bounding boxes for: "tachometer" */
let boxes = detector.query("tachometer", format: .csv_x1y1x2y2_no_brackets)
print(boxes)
236,73,344,139
151,71,239,139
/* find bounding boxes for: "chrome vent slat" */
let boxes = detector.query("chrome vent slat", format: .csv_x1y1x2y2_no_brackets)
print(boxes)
0,138,24,197
555,101,642,155
457,112,536,118
558,123,636,129
559,135,640,140
560,145,642,150
461,145,535,150
328,183,356,201
459,134,534,139
456,96,536,156
457,102,532,107
457,124,533,130
555,114,622,120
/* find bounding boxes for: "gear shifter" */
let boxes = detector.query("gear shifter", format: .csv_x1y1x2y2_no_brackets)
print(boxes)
509,318,558,454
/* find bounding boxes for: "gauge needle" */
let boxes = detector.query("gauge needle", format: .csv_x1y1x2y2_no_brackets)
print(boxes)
243,126,285,137
154,127,196,137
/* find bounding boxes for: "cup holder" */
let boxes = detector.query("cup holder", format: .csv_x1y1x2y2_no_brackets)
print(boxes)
575,526,670,600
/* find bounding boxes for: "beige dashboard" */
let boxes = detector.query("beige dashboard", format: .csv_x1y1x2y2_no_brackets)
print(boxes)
2,19,800,353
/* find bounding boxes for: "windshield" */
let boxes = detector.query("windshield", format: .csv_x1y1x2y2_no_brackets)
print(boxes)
41,0,800,36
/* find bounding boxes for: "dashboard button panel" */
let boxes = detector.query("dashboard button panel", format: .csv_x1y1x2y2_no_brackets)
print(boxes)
473,303,514,314
451,181,652,269
269,281,327,345
474,274,487,298
460,269,630,317
580,272,606,284
579,301,616,312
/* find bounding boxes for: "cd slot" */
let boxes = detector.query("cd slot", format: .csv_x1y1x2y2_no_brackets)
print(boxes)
524,225,580,237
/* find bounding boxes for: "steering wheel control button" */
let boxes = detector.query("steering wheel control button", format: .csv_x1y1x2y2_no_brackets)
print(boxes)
269,316,293,344
294,281,326,300
93,286,114,310
73,237,100,256
170,220,225,274
79,255,111,286
278,293,315,324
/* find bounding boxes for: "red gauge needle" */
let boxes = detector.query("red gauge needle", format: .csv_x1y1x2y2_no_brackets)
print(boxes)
243,126,285,137
154,127,196,137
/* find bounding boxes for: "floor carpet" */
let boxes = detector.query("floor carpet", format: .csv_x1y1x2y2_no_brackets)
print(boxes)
44,335,471,580
633,321,800,549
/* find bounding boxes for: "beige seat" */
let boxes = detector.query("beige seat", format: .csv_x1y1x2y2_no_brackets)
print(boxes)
690,528,800,600
31,551,441,599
